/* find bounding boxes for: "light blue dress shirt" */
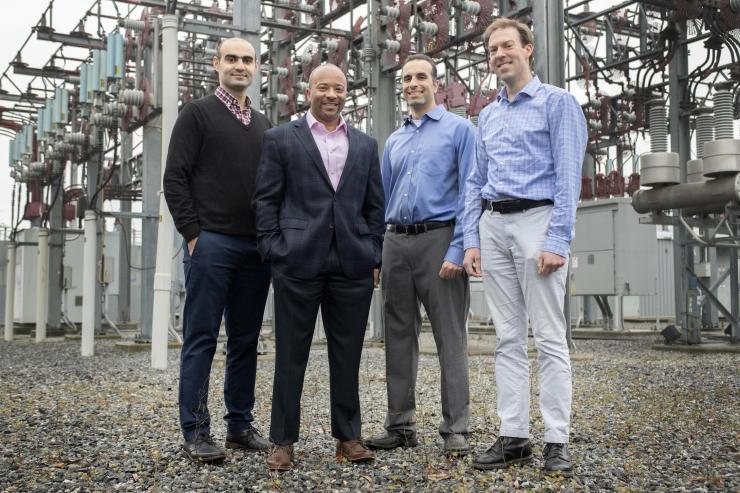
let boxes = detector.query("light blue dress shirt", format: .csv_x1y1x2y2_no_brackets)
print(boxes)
382,105,476,266
463,76,588,258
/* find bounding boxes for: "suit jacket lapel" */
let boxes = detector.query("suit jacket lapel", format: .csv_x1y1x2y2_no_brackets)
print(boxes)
335,126,359,194
293,117,333,190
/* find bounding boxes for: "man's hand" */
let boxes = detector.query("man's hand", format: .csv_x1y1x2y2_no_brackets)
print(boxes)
439,261,464,279
187,237,198,256
373,268,380,287
537,251,566,275
463,248,482,277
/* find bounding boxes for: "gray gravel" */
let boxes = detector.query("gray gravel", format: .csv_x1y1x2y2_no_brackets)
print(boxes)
0,334,738,492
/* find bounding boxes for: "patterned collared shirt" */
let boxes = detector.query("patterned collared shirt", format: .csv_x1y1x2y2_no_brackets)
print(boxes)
462,76,588,257
215,86,252,126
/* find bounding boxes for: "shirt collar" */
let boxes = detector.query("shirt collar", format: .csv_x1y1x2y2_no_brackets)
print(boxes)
497,75,541,103
215,86,251,110
404,104,445,126
306,110,348,134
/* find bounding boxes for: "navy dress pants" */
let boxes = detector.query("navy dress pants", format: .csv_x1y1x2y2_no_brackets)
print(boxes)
179,230,271,440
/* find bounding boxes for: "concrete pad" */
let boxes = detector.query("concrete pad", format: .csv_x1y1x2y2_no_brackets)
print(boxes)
114,340,183,352
651,342,740,354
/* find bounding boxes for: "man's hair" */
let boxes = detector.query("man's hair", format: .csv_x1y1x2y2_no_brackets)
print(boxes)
482,18,534,62
214,37,252,59
403,53,438,79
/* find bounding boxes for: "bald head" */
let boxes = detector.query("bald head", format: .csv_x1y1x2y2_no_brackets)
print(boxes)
309,64,346,87
306,64,347,130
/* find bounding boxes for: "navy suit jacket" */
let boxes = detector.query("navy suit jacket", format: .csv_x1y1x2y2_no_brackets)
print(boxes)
253,116,385,280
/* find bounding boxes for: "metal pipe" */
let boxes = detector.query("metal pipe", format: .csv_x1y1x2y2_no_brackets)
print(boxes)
632,174,740,213
4,243,16,341
81,210,96,357
151,14,179,370
35,228,49,342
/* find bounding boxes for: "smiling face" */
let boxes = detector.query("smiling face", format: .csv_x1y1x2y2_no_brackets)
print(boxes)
401,59,439,116
307,65,347,127
487,26,533,89
212,38,257,93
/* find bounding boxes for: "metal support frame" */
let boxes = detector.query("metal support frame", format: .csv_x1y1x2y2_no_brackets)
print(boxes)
668,20,698,343
47,174,63,332
117,132,133,322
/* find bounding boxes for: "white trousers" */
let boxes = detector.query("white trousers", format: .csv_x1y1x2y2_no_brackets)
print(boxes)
479,205,572,443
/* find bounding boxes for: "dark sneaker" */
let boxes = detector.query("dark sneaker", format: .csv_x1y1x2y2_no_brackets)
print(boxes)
365,431,419,450
182,435,226,463
472,436,533,470
542,443,573,477
225,426,270,451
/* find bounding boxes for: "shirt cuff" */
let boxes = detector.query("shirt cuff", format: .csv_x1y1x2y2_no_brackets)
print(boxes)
181,222,201,243
444,245,464,267
542,236,570,258
463,233,480,250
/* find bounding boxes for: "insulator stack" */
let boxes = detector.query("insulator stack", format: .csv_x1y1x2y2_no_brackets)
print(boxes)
64,133,87,145
647,99,668,153
695,107,714,159
120,89,145,106
419,22,439,35
120,18,146,31
713,83,735,140
362,46,377,61
461,1,481,15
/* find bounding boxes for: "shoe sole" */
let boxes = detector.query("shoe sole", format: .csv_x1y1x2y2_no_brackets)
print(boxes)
181,448,225,463
542,468,574,478
337,455,376,463
267,464,293,472
472,455,533,471
224,441,268,452
366,439,419,450
445,448,471,457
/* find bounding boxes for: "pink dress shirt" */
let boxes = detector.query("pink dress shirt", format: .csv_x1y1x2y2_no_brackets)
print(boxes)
306,111,348,191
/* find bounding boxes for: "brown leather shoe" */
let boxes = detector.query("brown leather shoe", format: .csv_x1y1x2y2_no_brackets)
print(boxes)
266,444,294,471
336,439,375,463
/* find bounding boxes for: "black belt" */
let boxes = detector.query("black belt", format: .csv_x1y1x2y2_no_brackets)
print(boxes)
386,220,454,235
482,198,553,214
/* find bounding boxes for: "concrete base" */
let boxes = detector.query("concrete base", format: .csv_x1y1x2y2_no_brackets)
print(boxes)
571,329,657,339
30,326,67,338
65,333,123,341
114,340,183,352
651,342,740,354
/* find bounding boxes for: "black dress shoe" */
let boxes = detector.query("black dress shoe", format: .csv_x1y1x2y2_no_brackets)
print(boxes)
365,431,418,450
472,436,533,470
182,435,226,463
224,426,269,451
542,443,573,477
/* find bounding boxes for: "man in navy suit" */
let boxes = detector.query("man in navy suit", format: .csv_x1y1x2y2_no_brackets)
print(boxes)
253,64,384,471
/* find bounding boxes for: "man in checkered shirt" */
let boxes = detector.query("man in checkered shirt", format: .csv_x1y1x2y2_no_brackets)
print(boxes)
462,18,587,477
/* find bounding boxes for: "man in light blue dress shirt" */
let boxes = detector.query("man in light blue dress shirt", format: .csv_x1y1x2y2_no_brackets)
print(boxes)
462,19,587,476
366,54,476,455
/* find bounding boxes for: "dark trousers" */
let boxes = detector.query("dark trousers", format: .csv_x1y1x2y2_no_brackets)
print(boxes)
179,230,271,440
269,243,374,445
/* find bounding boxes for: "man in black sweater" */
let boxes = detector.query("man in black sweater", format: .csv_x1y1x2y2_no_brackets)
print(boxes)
163,37,271,463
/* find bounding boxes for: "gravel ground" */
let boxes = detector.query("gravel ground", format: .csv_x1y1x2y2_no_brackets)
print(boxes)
0,335,738,492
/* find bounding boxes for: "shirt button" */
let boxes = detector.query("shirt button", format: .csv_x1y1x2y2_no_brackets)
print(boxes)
411,150,415,154
403,193,408,197
415,130,419,134
407,171,411,175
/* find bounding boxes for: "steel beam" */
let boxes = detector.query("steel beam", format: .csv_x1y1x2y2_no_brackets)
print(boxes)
36,29,106,49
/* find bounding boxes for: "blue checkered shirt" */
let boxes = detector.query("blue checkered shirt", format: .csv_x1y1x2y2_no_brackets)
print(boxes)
463,76,587,257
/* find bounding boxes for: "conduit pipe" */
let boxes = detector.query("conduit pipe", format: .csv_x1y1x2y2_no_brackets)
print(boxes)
632,173,740,213
4,243,16,341
35,228,49,342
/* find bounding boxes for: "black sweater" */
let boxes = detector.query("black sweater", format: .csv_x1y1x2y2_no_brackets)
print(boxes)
163,94,271,242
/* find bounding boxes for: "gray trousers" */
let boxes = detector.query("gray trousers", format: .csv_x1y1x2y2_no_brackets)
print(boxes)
381,226,470,436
